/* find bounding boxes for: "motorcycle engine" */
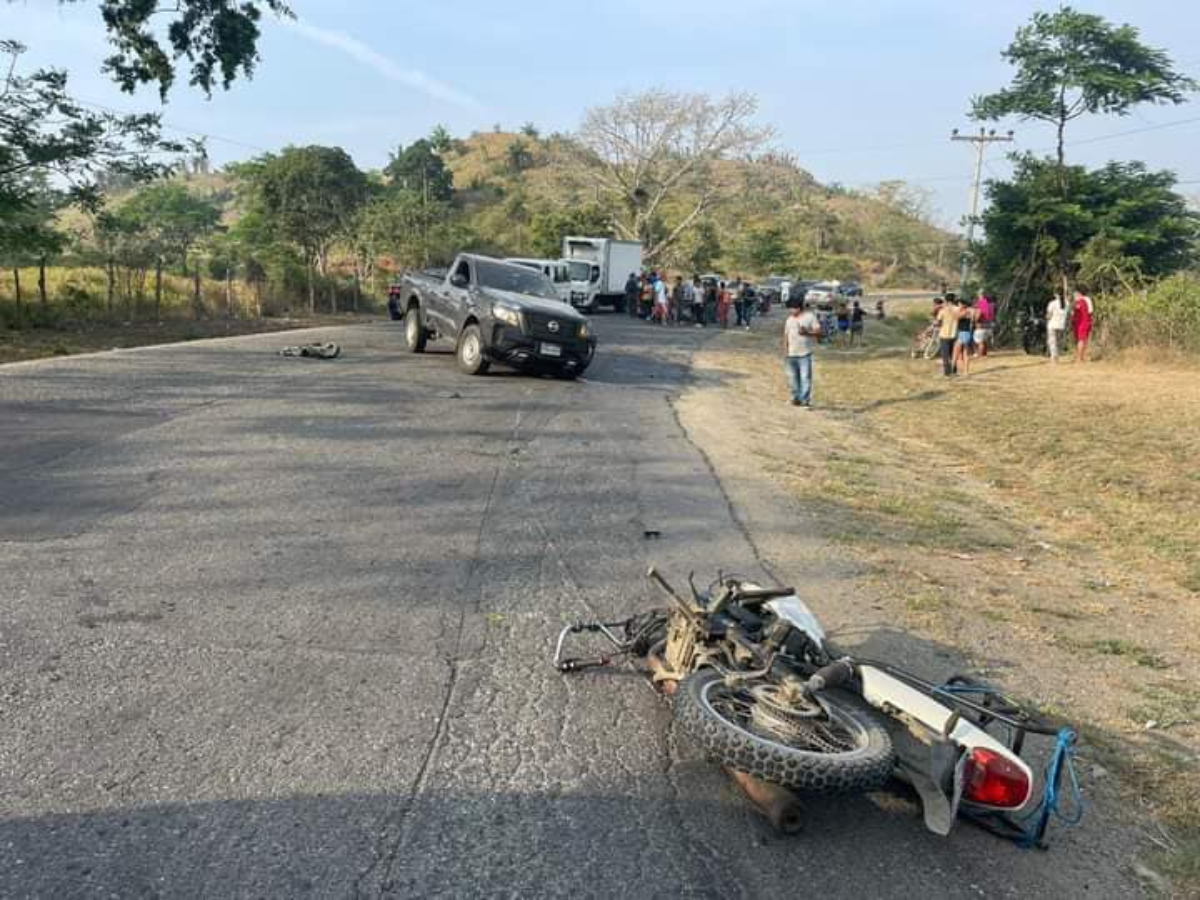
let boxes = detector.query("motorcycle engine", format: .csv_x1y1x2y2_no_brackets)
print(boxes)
664,613,696,676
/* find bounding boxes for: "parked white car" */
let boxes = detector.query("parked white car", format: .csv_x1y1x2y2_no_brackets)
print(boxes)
804,281,841,305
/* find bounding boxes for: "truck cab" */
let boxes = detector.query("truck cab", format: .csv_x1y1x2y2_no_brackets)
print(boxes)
564,257,600,310
562,237,642,313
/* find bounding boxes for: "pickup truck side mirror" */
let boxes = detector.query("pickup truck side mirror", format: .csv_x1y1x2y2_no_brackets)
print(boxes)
450,273,469,288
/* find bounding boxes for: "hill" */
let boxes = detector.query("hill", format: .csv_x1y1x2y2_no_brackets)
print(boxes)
439,130,959,286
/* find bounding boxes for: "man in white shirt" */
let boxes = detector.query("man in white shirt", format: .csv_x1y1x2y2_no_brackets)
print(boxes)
1045,293,1069,362
652,276,669,325
783,298,822,407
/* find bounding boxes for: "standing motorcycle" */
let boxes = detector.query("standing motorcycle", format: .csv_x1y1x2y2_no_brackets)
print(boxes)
1021,311,1048,356
554,568,1080,844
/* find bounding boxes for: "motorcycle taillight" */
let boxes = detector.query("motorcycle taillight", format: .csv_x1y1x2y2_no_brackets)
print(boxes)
962,748,1032,809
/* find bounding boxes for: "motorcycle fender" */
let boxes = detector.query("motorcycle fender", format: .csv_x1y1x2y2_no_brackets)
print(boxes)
895,737,968,836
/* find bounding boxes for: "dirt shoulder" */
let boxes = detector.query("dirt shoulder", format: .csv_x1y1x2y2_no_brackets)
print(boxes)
0,315,377,366
676,315,1199,896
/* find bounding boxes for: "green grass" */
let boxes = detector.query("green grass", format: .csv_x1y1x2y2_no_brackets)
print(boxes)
1089,639,1172,670
1131,683,1200,728
904,588,951,614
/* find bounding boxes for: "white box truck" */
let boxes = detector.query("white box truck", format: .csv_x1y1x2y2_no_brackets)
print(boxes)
562,237,643,313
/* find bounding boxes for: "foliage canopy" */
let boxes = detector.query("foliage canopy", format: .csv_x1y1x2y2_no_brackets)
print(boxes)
972,6,1196,164
59,0,292,97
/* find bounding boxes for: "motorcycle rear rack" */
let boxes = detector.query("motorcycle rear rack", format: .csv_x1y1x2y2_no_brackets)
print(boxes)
858,660,1062,756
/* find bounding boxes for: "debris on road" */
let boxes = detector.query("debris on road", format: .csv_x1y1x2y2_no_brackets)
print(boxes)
279,342,341,359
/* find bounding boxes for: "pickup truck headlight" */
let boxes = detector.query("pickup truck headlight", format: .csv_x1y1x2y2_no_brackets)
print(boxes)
493,303,521,327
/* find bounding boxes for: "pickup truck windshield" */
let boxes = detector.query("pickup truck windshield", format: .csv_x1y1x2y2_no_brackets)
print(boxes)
476,260,560,300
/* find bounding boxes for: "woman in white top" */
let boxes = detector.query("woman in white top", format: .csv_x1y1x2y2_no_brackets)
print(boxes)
1045,293,1069,362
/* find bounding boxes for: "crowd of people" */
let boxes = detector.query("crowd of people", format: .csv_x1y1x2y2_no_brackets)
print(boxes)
617,271,878,410
779,285,1098,411
622,272,764,329
929,291,997,377
929,288,1094,377
621,272,875,348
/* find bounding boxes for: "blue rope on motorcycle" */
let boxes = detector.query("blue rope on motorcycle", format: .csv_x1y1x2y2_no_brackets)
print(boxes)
1017,727,1084,849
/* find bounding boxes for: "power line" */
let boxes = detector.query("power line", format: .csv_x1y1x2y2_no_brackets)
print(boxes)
1030,113,1200,152
74,96,270,154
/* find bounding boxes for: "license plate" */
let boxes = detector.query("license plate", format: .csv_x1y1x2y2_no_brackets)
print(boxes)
539,343,562,357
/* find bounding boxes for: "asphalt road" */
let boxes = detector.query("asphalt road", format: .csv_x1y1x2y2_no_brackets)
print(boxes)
1,316,1129,898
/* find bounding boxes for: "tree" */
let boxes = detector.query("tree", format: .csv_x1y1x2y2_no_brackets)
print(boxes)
681,221,722,274
972,7,1196,293
356,190,467,270
977,155,1198,320
58,0,293,97
505,138,534,173
246,146,368,313
972,7,1196,167
0,41,181,236
427,125,457,156
120,182,222,318
384,139,453,202
528,205,612,260
741,225,794,275
575,89,773,263
223,207,304,315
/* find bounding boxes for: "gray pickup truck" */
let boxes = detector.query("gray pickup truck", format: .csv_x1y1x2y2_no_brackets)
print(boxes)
393,253,596,379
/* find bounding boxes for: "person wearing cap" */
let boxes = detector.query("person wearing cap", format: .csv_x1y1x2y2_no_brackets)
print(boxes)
783,297,822,407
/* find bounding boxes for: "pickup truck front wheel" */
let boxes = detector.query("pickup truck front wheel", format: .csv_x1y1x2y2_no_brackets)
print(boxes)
404,304,428,353
456,323,490,376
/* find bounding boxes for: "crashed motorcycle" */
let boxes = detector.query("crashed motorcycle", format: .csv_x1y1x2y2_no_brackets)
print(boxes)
554,568,1080,844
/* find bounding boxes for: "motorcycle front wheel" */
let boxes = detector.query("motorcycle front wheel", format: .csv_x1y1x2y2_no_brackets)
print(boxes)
675,669,894,793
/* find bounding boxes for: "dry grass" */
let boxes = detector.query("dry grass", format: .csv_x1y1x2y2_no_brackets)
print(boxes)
774,311,1200,597
0,265,381,364
0,265,246,319
690,310,1200,893
0,317,366,365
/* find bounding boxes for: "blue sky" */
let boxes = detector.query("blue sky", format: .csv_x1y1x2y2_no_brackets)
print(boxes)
4,0,1199,226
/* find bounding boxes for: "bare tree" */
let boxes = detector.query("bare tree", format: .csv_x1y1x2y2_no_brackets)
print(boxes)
576,89,772,262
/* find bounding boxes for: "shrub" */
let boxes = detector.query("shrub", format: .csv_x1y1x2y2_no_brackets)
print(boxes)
1103,273,1200,353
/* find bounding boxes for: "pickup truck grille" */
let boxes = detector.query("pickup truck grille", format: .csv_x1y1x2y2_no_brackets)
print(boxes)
525,311,580,340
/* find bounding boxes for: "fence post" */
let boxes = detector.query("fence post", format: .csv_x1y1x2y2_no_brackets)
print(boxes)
106,257,115,316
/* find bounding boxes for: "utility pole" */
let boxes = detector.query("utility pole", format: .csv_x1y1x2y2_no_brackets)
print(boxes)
951,126,1013,296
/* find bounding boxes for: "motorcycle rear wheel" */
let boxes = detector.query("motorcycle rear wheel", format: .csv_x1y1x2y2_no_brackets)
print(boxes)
676,669,894,793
